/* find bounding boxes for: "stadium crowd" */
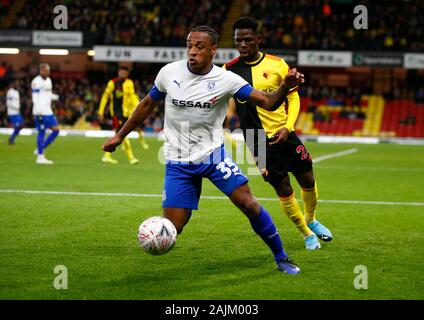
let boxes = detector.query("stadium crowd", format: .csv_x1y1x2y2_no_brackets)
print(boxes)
2,61,423,131
8,0,230,46
243,0,424,52
2,0,422,51
0,63,164,130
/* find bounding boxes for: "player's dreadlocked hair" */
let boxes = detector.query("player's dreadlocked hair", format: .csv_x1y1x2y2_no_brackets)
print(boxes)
190,25,219,45
232,16,260,34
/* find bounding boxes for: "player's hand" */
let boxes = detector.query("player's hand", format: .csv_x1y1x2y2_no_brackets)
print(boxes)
269,127,290,145
283,68,305,90
102,135,123,153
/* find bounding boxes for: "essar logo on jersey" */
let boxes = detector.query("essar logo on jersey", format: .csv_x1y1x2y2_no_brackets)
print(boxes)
172,99,212,109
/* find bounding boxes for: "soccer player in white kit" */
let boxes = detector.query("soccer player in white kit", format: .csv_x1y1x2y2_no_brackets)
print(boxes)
6,79,23,145
103,26,305,274
31,63,60,165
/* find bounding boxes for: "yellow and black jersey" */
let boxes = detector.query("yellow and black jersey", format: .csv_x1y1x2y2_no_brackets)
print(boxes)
223,52,300,138
98,77,139,118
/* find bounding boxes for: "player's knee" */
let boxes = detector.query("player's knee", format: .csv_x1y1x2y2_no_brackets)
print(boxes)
298,171,315,189
240,197,260,217
274,182,293,197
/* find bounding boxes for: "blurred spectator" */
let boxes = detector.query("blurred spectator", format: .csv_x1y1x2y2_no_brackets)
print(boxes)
416,87,424,103
399,112,416,125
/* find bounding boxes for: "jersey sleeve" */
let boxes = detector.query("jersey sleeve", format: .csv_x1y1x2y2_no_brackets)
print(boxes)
284,91,300,132
31,78,41,108
281,59,299,93
149,66,167,101
225,70,253,100
98,80,114,116
279,59,300,132
126,79,140,112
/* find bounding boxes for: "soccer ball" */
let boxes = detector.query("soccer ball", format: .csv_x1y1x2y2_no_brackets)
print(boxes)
137,216,177,255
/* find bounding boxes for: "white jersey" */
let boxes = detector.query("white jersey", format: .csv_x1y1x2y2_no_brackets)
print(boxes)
31,75,59,115
6,88,20,116
152,60,253,162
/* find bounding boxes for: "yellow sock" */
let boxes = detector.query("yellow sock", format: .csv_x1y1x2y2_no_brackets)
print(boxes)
104,152,113,158
301,183,318,224
138,131,149,149
224,130,237,149
122,138,136,160
279,193,313,237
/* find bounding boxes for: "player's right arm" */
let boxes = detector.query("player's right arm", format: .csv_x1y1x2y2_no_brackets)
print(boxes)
98,80,114,120
31,78,41,110
103,66,167,152
102,94,159,152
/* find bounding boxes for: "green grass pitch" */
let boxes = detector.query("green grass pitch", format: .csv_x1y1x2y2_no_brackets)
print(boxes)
0,135,423,300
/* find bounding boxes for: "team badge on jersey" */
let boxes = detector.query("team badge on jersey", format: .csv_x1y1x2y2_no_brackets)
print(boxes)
207,81,216,91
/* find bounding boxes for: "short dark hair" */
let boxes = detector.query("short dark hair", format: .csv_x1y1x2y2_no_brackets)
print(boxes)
39,62,50,69
232,16,260,34
190,25,219,45
119,66,129,71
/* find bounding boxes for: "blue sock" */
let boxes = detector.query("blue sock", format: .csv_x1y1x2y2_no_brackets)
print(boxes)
43,130,59,149
37,130,46,155
249,206,287,262
9,127,21,143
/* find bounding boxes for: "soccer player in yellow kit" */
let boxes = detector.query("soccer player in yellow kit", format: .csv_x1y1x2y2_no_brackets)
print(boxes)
224,17,333,250
98,66,145,164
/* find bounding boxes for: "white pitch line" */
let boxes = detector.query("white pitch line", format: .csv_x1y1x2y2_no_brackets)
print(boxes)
313,148,358,163
0,189,423,207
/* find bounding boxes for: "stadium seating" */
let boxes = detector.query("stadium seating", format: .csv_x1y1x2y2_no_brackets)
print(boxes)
4,0,231,46
1,1,423,138
244,0,424,52
297,96,424,138
2,0,422,51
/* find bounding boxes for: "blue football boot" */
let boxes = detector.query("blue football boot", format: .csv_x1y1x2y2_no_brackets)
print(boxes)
307,220,333,242
305,234,321,250
277,257,301,274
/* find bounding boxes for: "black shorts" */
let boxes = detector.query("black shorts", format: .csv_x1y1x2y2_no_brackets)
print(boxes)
262,132,313,186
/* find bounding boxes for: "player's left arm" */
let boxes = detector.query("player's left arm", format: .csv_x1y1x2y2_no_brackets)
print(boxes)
284,91,300,133
268,90,300,145
98,80,114,116
128,80,140,114
248,68,304,111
